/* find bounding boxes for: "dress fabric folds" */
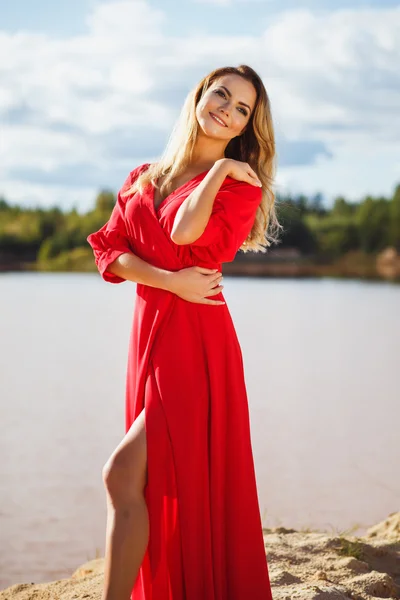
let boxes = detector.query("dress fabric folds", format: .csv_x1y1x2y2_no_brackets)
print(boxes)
87,163,273,600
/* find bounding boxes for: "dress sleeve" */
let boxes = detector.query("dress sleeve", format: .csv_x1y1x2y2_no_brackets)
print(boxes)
189,179,262,264
86,165,146,283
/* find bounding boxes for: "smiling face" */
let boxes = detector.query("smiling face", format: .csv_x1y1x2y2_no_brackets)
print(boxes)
195,74,257,142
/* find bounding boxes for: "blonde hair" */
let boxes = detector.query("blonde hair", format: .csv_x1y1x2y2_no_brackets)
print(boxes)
126,64,282,253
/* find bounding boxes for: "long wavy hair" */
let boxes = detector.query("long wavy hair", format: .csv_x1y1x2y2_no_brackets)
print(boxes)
125,64,282,252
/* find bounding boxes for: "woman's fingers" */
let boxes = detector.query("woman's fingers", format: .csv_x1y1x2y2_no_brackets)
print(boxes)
207,285,223,296
241,162,261,186
225,159,262,186
210,273,223,286
200,299,226,305
194,266,220,274
193,266,223,286
181,265,225,304
247,168,262,187
192,266,222,286
205,271,223,295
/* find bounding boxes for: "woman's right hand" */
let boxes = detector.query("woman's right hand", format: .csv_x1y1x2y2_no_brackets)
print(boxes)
167,266,225,305
216,158,262,187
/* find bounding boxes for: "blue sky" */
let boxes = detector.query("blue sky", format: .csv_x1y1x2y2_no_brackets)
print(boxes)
1,0,399,211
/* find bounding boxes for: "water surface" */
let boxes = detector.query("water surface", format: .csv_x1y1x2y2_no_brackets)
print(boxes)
0,273,399,588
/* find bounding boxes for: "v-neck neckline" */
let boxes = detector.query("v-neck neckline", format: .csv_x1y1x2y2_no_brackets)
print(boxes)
151,169,210,215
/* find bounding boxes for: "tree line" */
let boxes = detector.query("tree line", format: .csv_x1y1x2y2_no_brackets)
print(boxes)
0,182,399,270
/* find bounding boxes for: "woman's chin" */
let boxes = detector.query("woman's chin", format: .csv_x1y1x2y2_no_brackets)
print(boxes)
198,123,229,141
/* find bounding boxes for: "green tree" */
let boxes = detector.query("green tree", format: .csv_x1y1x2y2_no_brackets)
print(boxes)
95,190,115,213
308,192,327,217
356,196,390,253
389,184,400,250
308,217,359,258
332,196,355,218
277,200,317,253
0,197,10,211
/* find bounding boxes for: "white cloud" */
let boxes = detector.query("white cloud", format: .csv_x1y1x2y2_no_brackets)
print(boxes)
277,136,400,204
86,0,165,41
263,8,400,130
0,179,98,212
193,0,231,4
0,1,399,208
193,0,268,4
1,124,89,171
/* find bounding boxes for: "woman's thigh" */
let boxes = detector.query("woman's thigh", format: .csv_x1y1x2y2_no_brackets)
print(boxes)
103,408,148,499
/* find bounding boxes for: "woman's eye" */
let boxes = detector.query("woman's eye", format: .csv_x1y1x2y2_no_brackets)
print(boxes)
215,90,247,116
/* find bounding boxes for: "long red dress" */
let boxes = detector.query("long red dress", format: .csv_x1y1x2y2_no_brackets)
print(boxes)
87,163,273,600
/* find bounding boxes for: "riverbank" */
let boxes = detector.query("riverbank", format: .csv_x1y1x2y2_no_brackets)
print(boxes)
1,512,398,599
1,247,400,283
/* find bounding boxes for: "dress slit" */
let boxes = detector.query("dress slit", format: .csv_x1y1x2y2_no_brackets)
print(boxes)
132,360,186,599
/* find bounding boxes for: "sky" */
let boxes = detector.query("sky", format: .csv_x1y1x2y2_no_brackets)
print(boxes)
0,0,399,212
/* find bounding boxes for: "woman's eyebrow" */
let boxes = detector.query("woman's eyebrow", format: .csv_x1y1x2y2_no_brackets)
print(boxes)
219,85,252,111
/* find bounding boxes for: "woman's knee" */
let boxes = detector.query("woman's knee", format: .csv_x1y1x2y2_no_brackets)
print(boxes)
102,451,143,504
102,418,148,503
102,451,126,491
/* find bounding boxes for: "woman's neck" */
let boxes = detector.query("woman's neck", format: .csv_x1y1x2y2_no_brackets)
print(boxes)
190,133,228,170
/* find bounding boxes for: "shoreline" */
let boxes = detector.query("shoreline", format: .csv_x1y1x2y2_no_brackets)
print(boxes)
1,247,400,283
1,512,398,599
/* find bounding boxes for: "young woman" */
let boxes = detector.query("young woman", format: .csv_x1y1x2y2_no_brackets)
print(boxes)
87,64,280,600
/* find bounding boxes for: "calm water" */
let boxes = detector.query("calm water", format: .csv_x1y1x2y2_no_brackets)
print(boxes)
0,273,399,588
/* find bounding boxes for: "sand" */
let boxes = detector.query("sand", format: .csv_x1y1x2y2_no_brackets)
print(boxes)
1,512,399,600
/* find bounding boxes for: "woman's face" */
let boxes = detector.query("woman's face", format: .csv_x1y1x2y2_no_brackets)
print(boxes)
195,74,257,141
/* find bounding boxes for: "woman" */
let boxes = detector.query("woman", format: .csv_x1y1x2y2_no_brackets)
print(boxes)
87,64,280,600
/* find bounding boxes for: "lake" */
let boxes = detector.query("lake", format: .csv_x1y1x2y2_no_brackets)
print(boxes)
0,273,399,588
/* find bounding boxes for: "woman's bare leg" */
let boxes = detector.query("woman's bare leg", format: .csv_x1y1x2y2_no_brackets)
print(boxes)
101,407,148,600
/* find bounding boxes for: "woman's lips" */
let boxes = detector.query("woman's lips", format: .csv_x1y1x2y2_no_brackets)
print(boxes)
209,112,227,127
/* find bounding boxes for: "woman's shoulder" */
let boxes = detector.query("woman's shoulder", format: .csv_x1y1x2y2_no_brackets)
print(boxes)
127,162,152,183
220,176,263,201
119,163,152,194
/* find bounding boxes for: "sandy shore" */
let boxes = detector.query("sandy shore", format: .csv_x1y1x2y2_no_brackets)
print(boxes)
1,512,399,599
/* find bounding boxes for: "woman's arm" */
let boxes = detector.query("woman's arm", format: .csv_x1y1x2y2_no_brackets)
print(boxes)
86,164,224,304
171,158,261,245
106,251,225,305
107,251,174,290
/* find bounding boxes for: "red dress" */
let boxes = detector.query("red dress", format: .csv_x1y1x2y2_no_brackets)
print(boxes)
87,163,273,600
